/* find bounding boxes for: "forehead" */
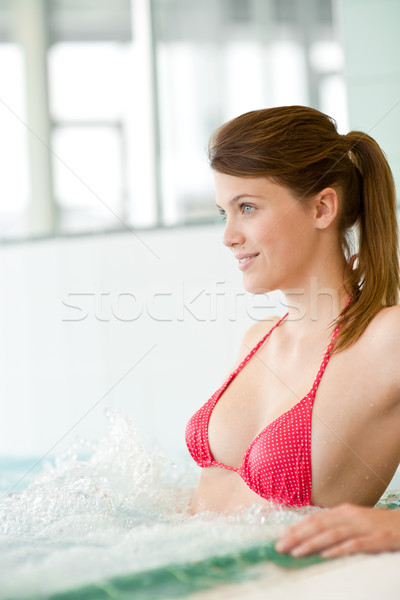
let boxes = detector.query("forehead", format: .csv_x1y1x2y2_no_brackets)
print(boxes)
213,172,297,206
214,172,270,198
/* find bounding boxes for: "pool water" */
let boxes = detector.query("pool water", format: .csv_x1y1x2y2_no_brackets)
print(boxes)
0,410,398,599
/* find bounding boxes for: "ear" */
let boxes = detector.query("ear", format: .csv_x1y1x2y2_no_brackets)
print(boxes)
312,187,339,230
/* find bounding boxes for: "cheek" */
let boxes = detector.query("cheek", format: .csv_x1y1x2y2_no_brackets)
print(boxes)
258,216,313,261
251,217,283,247
250,206,312,251
279,210,313,243
255,221,290,252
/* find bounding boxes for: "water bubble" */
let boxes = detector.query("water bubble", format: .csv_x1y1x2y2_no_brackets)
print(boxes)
0,410,307,598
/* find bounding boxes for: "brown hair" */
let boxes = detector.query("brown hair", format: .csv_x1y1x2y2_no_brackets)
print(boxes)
208,106,399,352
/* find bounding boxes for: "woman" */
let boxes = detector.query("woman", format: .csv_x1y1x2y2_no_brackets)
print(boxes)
186,105,400,514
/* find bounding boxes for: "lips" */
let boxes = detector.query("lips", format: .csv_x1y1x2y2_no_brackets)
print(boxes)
235,253,259,263
235,252,259,271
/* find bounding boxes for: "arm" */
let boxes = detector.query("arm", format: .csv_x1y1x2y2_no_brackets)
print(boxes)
275,503,400,558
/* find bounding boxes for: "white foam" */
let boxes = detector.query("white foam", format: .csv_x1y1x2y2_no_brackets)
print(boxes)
0,410,307,598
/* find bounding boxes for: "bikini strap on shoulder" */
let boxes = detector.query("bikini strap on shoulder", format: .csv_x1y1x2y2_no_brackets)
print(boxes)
228,312,289,379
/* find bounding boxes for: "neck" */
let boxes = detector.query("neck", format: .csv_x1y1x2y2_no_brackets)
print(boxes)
282,253,350,335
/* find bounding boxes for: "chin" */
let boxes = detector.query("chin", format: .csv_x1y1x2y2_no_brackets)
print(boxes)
242,278,273,295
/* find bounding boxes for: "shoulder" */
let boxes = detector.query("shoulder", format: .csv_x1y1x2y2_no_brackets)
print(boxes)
220,318,281,380
236,315,283,363
365,305,400,348
362,305,400,390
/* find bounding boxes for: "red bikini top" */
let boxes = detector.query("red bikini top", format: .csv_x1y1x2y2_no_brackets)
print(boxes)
185,314,340,507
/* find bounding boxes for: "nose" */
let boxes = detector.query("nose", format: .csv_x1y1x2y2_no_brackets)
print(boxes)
222,217,245,248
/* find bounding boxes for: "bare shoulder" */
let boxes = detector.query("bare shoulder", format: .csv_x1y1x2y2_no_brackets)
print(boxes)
366,305,400,348
220,318,281,381
236,315,282,362
363,305,400,387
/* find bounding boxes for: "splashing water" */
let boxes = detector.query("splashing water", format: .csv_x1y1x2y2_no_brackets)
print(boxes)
0,410,397,599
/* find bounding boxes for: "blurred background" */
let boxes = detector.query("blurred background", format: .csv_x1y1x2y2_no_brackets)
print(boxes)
0,0,399,467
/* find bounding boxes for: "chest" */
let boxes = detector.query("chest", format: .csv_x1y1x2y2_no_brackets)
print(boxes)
207,342,326,469
206,335,390,472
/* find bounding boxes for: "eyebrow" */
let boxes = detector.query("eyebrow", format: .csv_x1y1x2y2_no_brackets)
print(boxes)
215,194,260,209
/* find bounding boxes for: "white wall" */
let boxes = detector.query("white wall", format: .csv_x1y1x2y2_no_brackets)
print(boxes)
0,226,283,462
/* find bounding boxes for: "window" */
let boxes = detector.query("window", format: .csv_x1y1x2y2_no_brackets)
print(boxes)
0,42,29,239
153,0,347,226
0,0,347,242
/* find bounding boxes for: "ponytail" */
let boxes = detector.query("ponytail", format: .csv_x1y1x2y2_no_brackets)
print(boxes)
335,132,399,352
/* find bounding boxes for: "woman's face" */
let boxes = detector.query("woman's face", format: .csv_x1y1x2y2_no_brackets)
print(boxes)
214,172,318,294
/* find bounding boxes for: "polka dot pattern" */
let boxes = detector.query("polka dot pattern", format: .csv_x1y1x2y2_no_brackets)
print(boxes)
185,313,340,507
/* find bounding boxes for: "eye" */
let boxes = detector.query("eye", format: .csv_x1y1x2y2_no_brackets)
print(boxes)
241,204,254,215
218,208,227,221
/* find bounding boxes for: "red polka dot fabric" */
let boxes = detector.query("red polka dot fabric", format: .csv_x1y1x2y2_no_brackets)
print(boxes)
185,314,340,507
